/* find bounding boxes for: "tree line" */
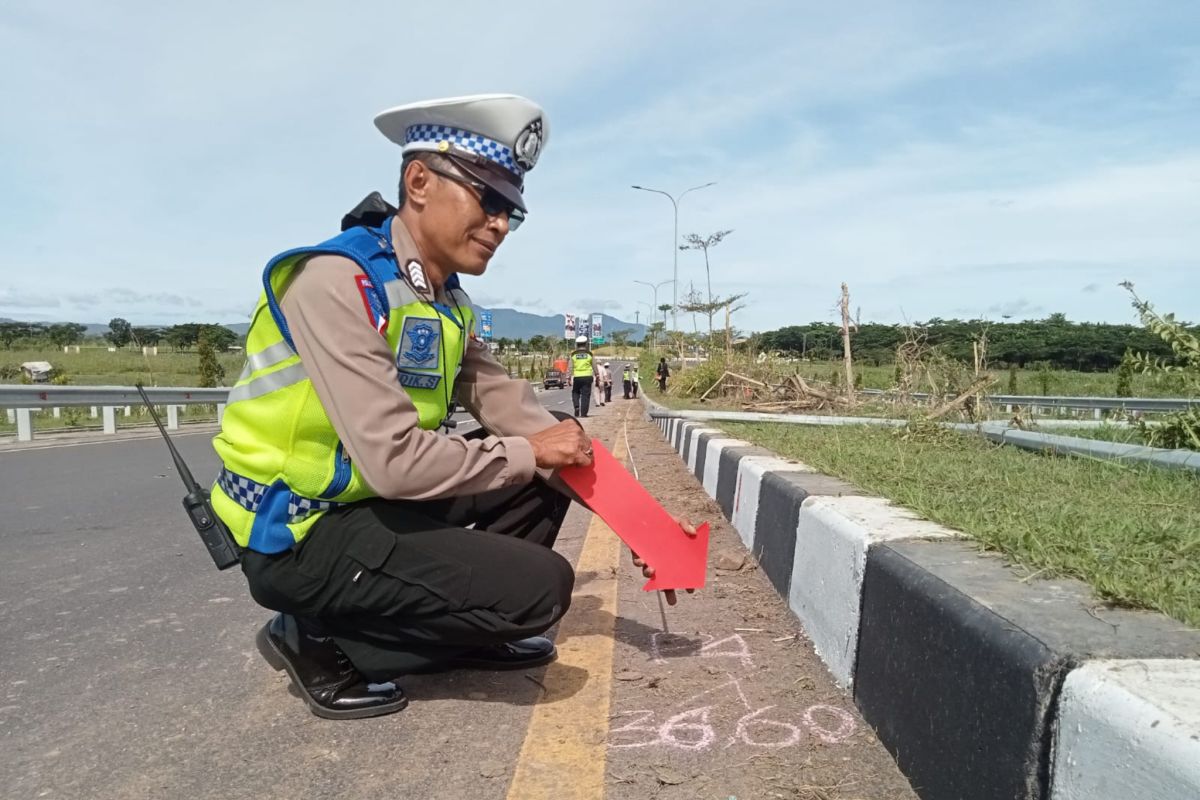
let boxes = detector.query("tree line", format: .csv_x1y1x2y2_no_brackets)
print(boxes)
0,318,240,352
755,313,1193,371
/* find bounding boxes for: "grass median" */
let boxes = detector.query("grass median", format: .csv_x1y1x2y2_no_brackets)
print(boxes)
718,420,1200,629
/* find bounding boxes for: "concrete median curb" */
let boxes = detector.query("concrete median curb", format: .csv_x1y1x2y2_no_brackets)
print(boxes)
643,399,1200,800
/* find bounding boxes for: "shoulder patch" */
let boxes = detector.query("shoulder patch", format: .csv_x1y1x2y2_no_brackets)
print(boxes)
405,259,428,292
354,274,388,335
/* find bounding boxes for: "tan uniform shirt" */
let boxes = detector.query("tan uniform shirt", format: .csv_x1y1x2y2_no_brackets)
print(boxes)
277,217,558,501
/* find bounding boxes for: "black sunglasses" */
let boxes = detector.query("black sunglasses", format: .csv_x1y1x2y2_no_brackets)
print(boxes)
425,164,526,231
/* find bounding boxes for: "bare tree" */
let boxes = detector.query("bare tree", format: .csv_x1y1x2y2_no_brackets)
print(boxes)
839,283,856,401
680,291,748,363
680,230,734,346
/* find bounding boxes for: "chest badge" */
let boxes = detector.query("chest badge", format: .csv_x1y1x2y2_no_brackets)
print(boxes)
398,317,441,369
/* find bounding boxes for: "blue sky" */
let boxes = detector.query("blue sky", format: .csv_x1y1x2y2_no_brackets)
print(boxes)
1,1,1197,333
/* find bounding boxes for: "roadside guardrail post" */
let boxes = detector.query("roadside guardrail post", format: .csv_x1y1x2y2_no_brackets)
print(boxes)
102,406,117,435
90,406,98,418
16,409,32,442
52,407,61,419
216,403,226,425
5,409,13,424
124,406,132,417
167,405,180,430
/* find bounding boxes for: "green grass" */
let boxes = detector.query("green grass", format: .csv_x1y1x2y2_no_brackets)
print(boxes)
0,347,243,387
719,421,1200,628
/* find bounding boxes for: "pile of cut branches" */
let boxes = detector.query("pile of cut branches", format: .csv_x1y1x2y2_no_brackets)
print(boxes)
698,370,853,412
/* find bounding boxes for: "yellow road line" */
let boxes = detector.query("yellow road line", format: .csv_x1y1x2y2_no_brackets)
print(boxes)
505,427,628,799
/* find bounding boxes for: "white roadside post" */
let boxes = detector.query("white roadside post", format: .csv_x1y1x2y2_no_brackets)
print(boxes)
167,405,180,430
16,409,33,442
217,403,226,424
102,406,117,434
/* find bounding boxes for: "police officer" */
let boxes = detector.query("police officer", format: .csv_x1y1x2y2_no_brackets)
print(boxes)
211,95,596,720
622,364,632,399
569,334,595,417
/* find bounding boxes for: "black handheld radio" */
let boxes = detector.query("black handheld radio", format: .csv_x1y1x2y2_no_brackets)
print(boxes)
135,384,241,570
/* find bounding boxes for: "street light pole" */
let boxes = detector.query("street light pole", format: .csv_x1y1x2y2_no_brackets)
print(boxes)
634,279,673,348
631,182,715,330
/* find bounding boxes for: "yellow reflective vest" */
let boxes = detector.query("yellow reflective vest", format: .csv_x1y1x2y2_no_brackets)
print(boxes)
570,350,594,378
211,219,475,554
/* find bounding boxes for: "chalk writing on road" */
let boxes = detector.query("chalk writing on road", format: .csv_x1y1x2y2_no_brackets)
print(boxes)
611,631,857,753
610,677,856,752
649,632,753,668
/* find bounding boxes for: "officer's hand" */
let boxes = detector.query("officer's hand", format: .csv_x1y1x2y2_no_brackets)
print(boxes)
631,516,699,606
528,420,593,470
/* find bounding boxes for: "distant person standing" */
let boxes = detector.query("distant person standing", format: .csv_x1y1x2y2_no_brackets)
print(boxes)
622,364,632,399
631,365,640,398
656,357,669,392
570,335,595,417
603,363,614,403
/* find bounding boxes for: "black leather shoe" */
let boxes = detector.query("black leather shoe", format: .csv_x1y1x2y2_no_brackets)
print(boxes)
446,636,557,670
256,614,408,720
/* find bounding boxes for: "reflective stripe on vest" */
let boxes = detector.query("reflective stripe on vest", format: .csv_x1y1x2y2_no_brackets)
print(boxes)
217,467,340,522
227,361,308,405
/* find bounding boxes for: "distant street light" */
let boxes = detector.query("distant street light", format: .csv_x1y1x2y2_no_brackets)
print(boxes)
631,182,716,330
636,300,655,345
634,278,674,327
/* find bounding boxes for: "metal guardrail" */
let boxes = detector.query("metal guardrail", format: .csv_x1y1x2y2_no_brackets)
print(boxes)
0,385,228,443
858,389,1197,414
645,401,1200,475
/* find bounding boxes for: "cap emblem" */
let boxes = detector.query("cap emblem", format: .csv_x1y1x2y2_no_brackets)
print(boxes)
513,118,544,171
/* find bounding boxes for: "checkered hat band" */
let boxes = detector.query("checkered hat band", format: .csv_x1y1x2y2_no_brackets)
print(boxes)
404,124,523,178
218,468,340,522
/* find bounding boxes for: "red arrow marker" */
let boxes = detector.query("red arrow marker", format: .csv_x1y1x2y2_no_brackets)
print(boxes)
559,439,710,591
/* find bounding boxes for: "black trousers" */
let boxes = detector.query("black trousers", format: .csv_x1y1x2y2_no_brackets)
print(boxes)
632,381,639,398
571,376,593,417
604,384,613,402
241,437,575,681
622,379,631,399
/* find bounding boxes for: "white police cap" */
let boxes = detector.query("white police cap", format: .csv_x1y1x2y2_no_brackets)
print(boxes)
575,335,588,344
374,94,548,212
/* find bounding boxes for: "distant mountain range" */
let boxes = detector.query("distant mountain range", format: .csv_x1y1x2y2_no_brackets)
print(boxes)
2,309,646,343
480,309,646,342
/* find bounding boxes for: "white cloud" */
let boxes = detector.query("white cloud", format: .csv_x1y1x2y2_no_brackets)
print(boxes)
0,2,1196,331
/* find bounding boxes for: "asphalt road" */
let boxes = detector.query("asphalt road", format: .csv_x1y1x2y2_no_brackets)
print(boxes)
0,387,914,800
0,388,574,800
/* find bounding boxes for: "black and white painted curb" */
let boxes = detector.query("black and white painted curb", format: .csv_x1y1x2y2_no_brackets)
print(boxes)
651,408,1200,800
